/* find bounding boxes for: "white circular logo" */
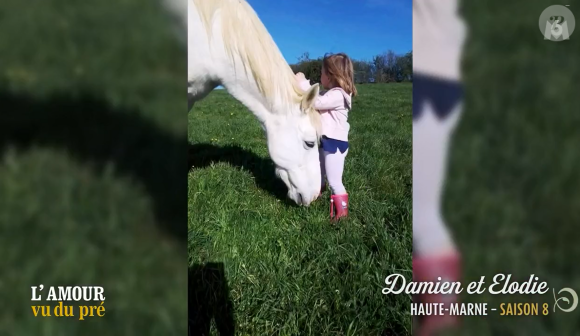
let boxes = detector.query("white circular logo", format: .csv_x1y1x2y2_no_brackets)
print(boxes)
539,5,575,41
553,287,579,313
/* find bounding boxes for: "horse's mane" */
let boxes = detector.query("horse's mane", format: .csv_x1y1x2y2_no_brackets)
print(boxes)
193,0,305,112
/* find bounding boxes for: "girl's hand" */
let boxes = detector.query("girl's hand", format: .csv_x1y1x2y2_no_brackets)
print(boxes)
295,72,306,82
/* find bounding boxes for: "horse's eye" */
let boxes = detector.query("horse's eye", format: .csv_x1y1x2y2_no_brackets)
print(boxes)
304,141,315,149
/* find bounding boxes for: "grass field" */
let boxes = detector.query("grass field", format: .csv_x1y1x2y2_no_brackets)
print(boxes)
189,83,413,335
443,1,580,335
0,0,187,335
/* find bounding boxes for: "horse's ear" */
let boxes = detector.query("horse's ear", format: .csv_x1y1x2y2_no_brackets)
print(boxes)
301,83,319,112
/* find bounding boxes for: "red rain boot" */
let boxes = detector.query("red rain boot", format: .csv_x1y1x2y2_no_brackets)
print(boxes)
413,252,461,336
330,194,348,221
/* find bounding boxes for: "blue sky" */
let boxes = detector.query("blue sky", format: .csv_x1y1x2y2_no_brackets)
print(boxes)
247,0,412,64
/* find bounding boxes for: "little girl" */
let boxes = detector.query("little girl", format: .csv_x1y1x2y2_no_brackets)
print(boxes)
413,0,467,335
295,52,357,221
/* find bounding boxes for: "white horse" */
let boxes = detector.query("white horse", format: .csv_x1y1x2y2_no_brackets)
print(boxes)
187,0,323,206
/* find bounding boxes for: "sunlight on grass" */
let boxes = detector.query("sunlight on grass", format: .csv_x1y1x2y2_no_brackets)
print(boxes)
189,83,413,334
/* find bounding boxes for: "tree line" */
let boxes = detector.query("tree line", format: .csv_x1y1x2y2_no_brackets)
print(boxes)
290,50,412,85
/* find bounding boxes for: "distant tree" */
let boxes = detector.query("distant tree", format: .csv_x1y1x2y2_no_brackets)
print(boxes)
353,60,371,84
372,54,385,83
297,52,310,63
290,50,413,85
397,51,413,82
291,57,322,84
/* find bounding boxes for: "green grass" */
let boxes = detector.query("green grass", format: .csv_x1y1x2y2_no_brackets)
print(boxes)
0,0,187,335
189,83,412,335
443,1,580,335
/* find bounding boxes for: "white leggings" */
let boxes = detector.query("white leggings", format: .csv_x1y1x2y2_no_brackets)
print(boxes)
413,102,462,256
320,148,348,195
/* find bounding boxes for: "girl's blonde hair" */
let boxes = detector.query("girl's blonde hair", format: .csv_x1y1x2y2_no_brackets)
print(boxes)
322,52,357,97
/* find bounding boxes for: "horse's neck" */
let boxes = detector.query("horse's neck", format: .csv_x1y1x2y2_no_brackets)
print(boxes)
191,0,295,124
222,71,275,124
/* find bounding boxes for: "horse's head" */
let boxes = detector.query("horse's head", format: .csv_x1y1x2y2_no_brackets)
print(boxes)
263,84,322,206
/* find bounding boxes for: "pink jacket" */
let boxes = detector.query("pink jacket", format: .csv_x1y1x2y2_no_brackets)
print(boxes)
299,79,352,142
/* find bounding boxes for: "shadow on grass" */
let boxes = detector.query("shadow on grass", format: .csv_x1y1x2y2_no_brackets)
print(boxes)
189,262,235,336
188,143,293,204
0,89,187,243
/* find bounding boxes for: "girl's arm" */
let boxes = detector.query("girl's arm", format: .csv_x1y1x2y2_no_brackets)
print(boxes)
298,79,344,111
